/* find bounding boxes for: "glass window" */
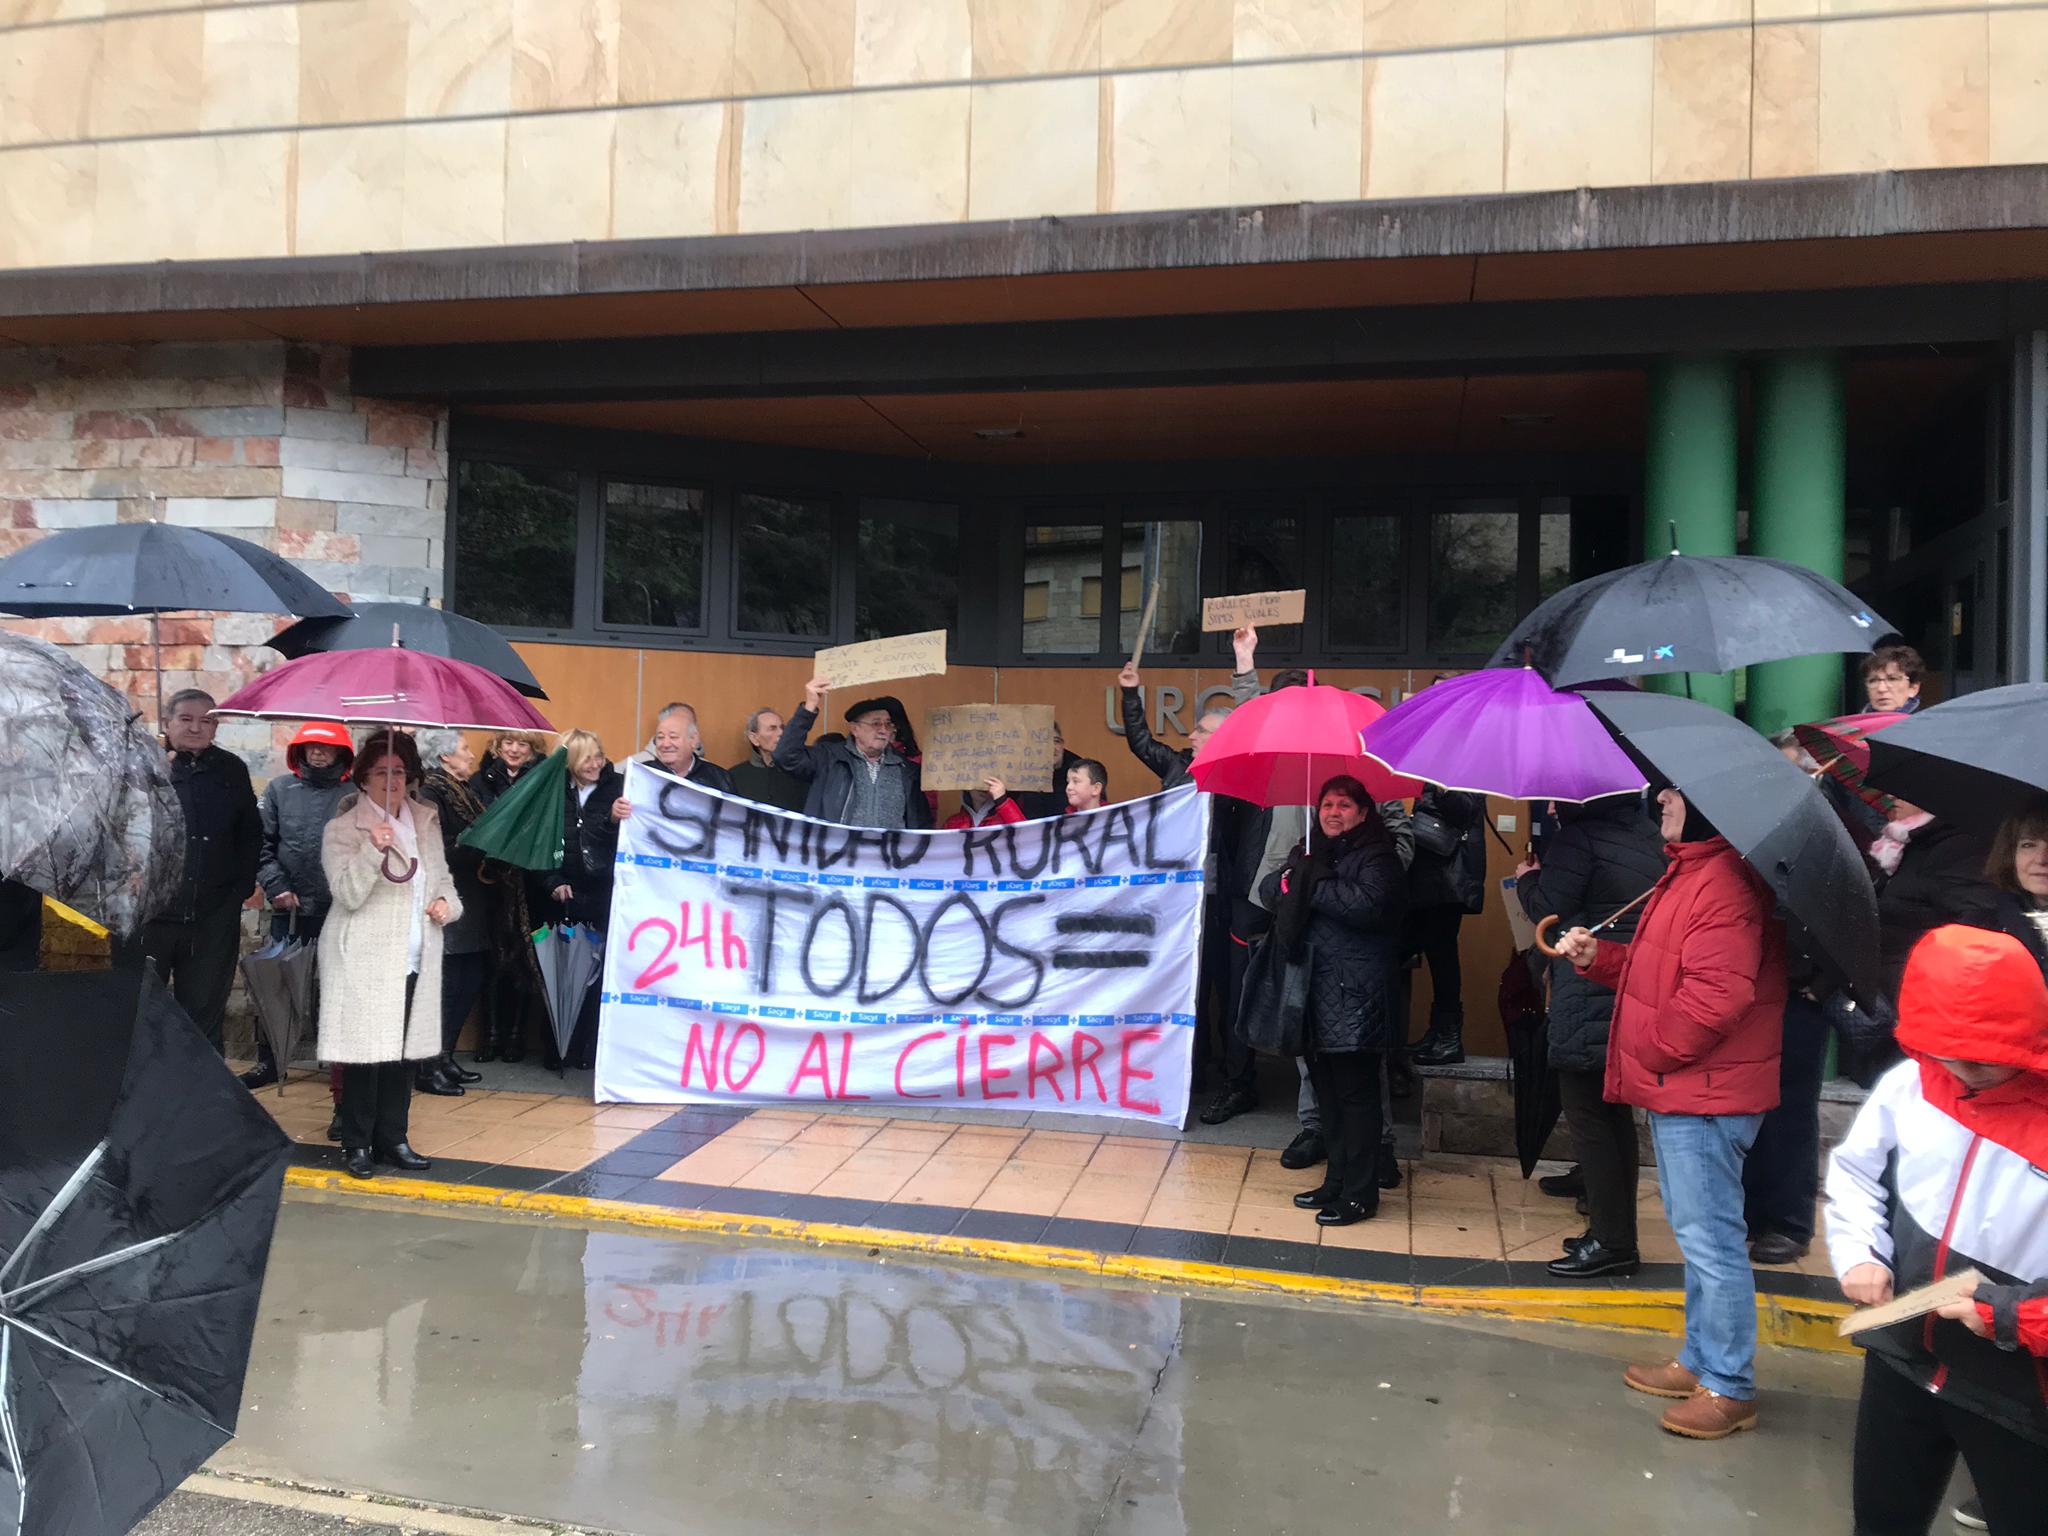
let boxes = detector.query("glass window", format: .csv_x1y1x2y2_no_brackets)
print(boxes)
1020,522,1103,655
1429,500,1521,654
857,500,959,640
735,492,833,637
451,460,578,630
1119,519,1203,654
601,481,705,630
1328,514,1403,651
1226,506,1304,650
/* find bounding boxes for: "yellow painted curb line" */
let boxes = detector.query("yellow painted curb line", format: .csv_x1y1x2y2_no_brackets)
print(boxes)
284,1166,1857,1354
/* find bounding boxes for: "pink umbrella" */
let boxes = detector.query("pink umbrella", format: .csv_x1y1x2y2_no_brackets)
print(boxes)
1190,682,1422,809
213,646,554,733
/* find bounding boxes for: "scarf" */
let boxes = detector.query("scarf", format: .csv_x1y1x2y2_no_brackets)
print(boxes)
1869,810,1933,876
427,767,487,831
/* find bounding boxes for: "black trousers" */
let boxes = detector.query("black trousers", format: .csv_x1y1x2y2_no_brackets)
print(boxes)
1305,1049,1384,1209
337,975,417,1152
440,950,489,1055
1558,1066,1639,1250
1743,992,1831,1245
1409,905,1464,1020
1852,1355,2048,1536
141,899,244,1052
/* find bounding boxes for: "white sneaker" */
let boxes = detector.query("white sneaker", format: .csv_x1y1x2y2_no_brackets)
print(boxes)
1953,1498,1988,1531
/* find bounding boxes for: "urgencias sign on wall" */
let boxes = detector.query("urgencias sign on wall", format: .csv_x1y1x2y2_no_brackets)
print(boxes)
596,763,1208,1125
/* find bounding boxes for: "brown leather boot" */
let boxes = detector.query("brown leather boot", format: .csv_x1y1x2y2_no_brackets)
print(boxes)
1624,1360,1701,1399
1660,1387,1758,1440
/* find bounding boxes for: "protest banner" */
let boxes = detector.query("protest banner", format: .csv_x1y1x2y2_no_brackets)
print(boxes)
919,703,1058,792
595,762,1208,1125
1201,589,1305,631
812,629,947,692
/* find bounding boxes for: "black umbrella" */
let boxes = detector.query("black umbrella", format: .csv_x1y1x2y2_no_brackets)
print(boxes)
0,522,351,728
0,963,291,1536
1489,553,1890,688
1583,688,1880,1002
269,601,547,700
1864,684,2048,833
1499,952,1559,1178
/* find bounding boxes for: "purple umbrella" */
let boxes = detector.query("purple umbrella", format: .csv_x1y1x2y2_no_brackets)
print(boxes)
1358,668,1647,802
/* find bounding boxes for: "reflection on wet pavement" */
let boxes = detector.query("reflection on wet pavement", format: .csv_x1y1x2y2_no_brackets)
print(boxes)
220,1198,1864,1536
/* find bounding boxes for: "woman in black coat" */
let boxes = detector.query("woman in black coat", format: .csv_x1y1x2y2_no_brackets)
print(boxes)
1984,794,2048,975
1258,775,1407,1227
1516,796,1666,1276
546,729,626,1070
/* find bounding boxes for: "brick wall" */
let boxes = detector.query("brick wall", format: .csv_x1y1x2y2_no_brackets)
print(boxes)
0,341,449,781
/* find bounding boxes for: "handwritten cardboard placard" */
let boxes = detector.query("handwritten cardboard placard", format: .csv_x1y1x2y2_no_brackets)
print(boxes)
920,703,1059,792
1202,589,1305,631
1838,1268,1984,1337
813,629,947,692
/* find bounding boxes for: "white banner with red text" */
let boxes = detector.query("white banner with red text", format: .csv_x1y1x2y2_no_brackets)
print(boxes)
593,763,1207,1126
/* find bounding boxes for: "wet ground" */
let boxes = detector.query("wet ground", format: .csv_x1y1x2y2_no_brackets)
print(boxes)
212,1195,1869,1536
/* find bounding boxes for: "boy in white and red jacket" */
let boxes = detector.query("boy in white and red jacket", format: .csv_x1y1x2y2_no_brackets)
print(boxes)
1826,924,2048,1534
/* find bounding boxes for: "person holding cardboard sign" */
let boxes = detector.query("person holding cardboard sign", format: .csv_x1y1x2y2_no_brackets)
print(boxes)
1118,625,1263,1122
774,680,931,830
1823,924,2048,1534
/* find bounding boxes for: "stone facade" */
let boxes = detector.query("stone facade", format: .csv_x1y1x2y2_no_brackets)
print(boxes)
0,2,2040,269
0,341,449,780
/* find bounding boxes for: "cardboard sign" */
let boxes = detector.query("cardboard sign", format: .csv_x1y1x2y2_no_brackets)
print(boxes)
1839,1268,1985,1337
812,629,947,692
1202,589,1305,631
596,765,1212,1126
920,703,1059,792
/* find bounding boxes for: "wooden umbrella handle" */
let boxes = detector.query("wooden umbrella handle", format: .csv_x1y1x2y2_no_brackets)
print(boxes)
1534,913,1566,958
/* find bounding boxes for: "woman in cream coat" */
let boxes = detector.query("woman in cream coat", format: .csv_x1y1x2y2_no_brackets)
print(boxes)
319,730,460,1180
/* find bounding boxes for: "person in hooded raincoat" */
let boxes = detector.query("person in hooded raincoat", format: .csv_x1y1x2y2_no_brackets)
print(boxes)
1826,924,2048,1535
242,720,353,1091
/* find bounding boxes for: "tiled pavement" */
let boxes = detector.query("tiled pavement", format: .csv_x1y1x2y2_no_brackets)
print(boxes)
262,1085,1844,1303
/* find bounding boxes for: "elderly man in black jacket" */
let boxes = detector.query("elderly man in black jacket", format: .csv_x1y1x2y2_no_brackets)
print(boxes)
775,680,931,830
1118,626,1263,1122
141,689,261,1053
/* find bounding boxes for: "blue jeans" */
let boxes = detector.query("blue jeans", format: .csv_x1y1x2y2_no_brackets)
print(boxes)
1650,1110,1765,1401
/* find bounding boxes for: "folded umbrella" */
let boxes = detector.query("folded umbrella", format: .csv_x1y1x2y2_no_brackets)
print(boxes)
533,924,602,1072
1358,668,1645,802
268,601,548,700
213,645,554,734
0,631,183,938
1584,688,1880,1003
459,746,569,871
1865,684,2048,832
1190,682,1421,808
237,919,317,1095
0,963,292,1536
1489,552,1890,689
1792,711,1905,818
1501,951,1560,1179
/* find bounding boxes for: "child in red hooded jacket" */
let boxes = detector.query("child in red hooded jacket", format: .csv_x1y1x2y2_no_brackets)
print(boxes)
1826,924,2048,1535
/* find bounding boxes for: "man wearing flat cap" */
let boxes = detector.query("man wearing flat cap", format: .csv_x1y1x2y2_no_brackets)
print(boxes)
774,677,932,830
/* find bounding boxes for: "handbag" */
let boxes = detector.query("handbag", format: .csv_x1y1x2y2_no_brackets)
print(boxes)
1235,935,1312,1058
1408,807,1462,861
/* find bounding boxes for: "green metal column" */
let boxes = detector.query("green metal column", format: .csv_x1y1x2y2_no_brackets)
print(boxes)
1644,356,1740,711
1747,352,1847,735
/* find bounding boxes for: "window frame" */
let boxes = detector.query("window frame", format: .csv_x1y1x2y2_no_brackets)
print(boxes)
592,474,714,640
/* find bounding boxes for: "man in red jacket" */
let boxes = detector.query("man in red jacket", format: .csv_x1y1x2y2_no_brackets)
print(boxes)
1558,787,1787,1440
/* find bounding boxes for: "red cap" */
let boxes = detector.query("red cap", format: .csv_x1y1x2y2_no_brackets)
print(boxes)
290,721,352,751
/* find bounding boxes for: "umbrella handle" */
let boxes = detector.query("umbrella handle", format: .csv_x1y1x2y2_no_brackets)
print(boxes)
380,848,419,884
1534,914,1566,958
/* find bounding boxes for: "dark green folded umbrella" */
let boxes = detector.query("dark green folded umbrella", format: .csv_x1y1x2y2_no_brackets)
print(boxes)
458,746,567,871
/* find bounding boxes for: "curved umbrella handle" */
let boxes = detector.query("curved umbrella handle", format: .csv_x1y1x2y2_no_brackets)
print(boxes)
1534,913,1566,958
380,848,419,885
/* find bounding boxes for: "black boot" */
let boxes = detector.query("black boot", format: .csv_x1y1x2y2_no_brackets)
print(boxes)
238,1040,280,1091
441,1051,482,1085
1539,1165,1586,1199
1293,1183,1340,1209
375,1142,431,1172
344,1147,375,1180
1316,1198,1378,1226
326,1110,343,1143
1376,1144,1403,1189
1410,1005,1465,1067
414,1063,464,1097
1279,1130,1327,1169
498,1005,527,1065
